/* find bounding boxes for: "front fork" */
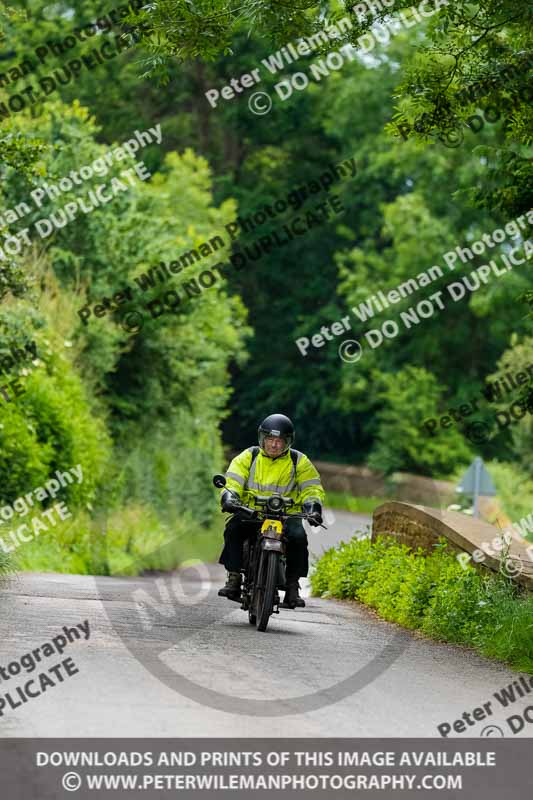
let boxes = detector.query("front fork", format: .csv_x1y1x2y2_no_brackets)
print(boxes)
241,537,287,613
240,539,254,611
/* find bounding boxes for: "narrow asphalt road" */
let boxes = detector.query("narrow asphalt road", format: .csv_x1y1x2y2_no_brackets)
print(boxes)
0,509,531,739
310,507,371,558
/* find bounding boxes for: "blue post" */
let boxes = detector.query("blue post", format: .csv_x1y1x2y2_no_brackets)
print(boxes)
473,456,481,518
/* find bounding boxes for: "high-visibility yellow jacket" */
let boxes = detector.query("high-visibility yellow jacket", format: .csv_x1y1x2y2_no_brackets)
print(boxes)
224,447,325,511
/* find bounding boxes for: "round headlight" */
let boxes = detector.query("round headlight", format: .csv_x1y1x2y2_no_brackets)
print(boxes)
267,495,283,511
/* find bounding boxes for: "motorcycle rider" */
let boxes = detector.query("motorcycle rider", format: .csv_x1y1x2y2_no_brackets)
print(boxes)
217,413,325,609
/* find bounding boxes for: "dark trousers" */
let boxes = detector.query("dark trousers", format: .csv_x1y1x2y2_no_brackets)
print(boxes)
218,514,309,581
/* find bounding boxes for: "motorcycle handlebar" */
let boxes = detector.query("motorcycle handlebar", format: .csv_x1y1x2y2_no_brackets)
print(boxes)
237,505,256,518
230,504,327,529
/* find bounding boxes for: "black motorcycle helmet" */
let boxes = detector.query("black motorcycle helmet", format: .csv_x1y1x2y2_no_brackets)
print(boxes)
258,414,295,455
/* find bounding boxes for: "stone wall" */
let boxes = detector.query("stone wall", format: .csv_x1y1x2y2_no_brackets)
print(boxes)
314,461,457,506
227,452,497,518
371,507,462,554
372,501,533,591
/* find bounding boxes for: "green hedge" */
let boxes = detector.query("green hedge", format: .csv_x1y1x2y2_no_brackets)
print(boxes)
0,349,110,509
12,504,223,576
0,548,11,576
311,535,533,673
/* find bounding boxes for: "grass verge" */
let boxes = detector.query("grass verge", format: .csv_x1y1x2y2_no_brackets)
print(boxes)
311,535,533,673
0,547,12,576
326,492,385,514
9,504,223,576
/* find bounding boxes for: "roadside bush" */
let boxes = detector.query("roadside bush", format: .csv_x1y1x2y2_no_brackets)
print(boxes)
0,106,250,579
17,357,110,507
487,460,533,533
421,557,500,643
0,341,111,509
113,414,223,528
311,535,533,672
478,592,533,672
0,548,11,576
366,367,473,477
0,400,54,500
12,504,223,576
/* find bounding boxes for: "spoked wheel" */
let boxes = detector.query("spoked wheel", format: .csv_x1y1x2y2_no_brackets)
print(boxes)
256,550,279,632
247,576,256,625
246,545,257,624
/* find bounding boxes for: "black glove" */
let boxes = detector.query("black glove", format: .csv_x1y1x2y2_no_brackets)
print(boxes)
303,500,323,527
221,489,241,513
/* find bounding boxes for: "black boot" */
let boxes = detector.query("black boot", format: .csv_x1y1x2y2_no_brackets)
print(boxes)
281,581,301,609
294,581,305,608
218,571,241,601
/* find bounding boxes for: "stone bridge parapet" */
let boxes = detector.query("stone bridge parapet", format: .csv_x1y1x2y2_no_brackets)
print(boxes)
372,501,533,591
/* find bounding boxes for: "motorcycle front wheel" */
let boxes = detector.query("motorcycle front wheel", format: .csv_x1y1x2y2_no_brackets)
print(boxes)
256,550,278,632
247,542,257,624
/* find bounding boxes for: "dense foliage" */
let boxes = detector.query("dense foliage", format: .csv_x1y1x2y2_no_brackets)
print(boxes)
311,535,533,672
0,0,531,573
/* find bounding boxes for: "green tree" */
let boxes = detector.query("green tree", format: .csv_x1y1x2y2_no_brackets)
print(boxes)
366,366,472,476
0,96,251,529
486,336,533,478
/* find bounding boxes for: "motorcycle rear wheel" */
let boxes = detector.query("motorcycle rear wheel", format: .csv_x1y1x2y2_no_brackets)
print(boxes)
256,550,278,632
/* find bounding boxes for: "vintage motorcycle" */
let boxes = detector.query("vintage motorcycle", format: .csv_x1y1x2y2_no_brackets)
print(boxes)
213,474,326,632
